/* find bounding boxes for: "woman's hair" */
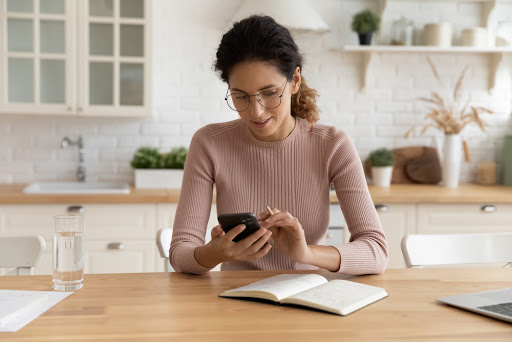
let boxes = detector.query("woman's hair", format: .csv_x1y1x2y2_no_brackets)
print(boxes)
214,15,319,126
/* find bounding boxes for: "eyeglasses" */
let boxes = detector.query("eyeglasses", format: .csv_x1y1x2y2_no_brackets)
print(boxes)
224,81,288,112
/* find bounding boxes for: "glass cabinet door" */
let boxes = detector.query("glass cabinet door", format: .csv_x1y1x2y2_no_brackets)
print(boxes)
1,0,75,114
80,0,150,117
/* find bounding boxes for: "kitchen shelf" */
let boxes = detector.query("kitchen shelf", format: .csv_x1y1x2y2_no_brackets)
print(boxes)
339,45,512,92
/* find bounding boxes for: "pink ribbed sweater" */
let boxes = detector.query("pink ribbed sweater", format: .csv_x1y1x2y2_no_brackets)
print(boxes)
169,117,388,274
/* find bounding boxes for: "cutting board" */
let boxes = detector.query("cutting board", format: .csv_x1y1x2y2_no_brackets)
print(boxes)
364,146,442,184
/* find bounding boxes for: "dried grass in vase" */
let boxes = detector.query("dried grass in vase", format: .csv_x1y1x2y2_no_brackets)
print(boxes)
405,57,493,138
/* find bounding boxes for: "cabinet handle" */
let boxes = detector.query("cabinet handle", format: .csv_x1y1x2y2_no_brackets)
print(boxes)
107,242,125,250
375,204,389,212
326,233,334,238
67,205,85,214
480,204,496,213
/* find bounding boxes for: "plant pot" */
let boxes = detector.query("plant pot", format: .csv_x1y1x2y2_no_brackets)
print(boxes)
358,33,373,45
134,169,184,189
442,134,462,188
372,166,393,187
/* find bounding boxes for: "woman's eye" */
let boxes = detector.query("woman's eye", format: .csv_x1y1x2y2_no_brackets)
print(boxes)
234,94,248,100
260,91,277,97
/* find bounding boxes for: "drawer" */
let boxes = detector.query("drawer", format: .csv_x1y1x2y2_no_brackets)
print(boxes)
325,226,344,246
0,204,157,240
417,204,512,234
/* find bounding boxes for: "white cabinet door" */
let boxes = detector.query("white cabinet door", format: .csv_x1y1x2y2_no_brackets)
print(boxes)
0,203,157,274
85,240,157,274
0,0,76,115
374,203,416,269
0,0,152,117
155,203,220,272
417,204,512,234
77,0,152,117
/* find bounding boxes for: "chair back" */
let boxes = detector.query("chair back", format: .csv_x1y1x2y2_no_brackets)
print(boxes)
0,235,46,275
156,228,173,272
401,233,512,268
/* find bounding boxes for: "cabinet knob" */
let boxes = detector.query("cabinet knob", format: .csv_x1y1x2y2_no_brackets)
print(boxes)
480,204,496,213
375,204,389,212
67,205,85,214
326,233,334,239
107,242,125,250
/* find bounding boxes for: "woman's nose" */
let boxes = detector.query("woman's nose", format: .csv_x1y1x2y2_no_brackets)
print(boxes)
249,97,264,117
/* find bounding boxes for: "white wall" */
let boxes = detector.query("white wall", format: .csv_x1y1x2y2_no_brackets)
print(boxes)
0,0,511,184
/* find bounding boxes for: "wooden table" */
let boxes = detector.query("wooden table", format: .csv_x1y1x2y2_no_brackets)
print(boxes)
0,269,511,341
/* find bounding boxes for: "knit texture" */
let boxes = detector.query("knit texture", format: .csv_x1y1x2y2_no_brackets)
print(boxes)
170,117,388,274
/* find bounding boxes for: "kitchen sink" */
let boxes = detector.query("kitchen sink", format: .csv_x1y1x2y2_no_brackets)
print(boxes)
23,182,131,194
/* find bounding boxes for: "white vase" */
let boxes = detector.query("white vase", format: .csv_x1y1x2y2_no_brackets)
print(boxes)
134,169,184,189
442,134,462,188
372,166,393,187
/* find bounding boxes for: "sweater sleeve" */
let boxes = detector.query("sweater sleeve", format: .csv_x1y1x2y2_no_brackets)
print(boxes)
169,126,216,274
327,129,388,274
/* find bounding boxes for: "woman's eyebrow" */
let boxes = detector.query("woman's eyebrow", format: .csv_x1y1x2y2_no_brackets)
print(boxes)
231,84,277,93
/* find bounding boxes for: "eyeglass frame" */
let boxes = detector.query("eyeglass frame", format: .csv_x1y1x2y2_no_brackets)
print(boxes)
224,80,289,112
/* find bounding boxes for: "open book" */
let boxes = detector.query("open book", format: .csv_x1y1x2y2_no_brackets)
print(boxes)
220,274,388,316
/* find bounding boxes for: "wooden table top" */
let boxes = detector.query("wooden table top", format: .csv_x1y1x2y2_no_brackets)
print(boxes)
0,268,511,341
1,183,511,204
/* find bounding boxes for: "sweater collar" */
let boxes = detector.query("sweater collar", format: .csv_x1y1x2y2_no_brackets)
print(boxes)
242,116,309,148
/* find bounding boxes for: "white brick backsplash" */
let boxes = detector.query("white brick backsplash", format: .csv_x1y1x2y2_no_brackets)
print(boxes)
157,111,200,123
14,149,55,161
141,123,180,136
1,162,34,177
117,136,159,148
100,148,135,162
98,122,141,136
0,0,510,185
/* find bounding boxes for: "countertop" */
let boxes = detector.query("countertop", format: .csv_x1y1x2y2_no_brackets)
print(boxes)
0,183,511,204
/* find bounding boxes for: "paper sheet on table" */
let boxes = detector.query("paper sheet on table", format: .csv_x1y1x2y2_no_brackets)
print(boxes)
0,290,73,332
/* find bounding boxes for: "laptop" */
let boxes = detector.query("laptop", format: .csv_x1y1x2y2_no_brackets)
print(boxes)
437,288,512,323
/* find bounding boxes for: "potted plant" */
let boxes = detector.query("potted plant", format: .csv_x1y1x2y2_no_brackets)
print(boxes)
351,9,381,45
131,146,188,189
405,57,493,188
369,148,395,187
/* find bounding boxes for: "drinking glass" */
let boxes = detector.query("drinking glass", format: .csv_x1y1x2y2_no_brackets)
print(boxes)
53,215,85,291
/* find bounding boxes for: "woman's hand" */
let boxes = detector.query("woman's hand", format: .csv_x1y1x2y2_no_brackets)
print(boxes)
195,224,272,268
258,208,311,264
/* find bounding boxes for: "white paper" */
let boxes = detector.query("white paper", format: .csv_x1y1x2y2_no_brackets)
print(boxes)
0,290,73,332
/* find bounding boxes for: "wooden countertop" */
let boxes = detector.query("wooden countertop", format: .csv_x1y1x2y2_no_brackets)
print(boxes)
1,269,511,341
0,183,511,205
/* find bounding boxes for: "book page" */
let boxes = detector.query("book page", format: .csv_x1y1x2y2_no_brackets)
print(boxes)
0,290,73,332
220,274,328,301
280,280,388,315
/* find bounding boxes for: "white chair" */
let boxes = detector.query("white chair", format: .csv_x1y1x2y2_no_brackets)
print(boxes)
156,228,173,272
0,236,46,276
401,233,512,268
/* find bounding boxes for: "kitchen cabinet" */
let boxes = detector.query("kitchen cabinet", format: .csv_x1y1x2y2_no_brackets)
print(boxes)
0,203,159,275
156,203,220,272
0,0,152,117
374,203,416,269
417,203,512,234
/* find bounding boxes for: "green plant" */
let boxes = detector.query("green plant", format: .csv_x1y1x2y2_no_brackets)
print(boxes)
351,10,380,34
131,147,162,169
161,146,188,169
369,148,394,167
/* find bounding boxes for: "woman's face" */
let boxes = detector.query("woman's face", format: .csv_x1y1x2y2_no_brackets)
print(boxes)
228,61,300,142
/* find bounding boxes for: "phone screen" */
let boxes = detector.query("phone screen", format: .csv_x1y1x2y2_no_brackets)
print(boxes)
217,213,261,242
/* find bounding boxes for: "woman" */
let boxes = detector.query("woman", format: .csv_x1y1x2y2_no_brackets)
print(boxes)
169,15,388,274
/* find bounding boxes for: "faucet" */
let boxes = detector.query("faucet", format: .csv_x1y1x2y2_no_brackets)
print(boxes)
61,136,86,182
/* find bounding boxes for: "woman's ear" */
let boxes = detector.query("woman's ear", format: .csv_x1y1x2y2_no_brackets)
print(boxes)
290,66,301,95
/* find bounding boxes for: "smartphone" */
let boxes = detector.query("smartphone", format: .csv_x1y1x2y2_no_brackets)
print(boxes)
217,212,262,243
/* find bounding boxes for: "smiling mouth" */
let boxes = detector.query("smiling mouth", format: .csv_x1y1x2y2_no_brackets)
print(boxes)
253,118,271,124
